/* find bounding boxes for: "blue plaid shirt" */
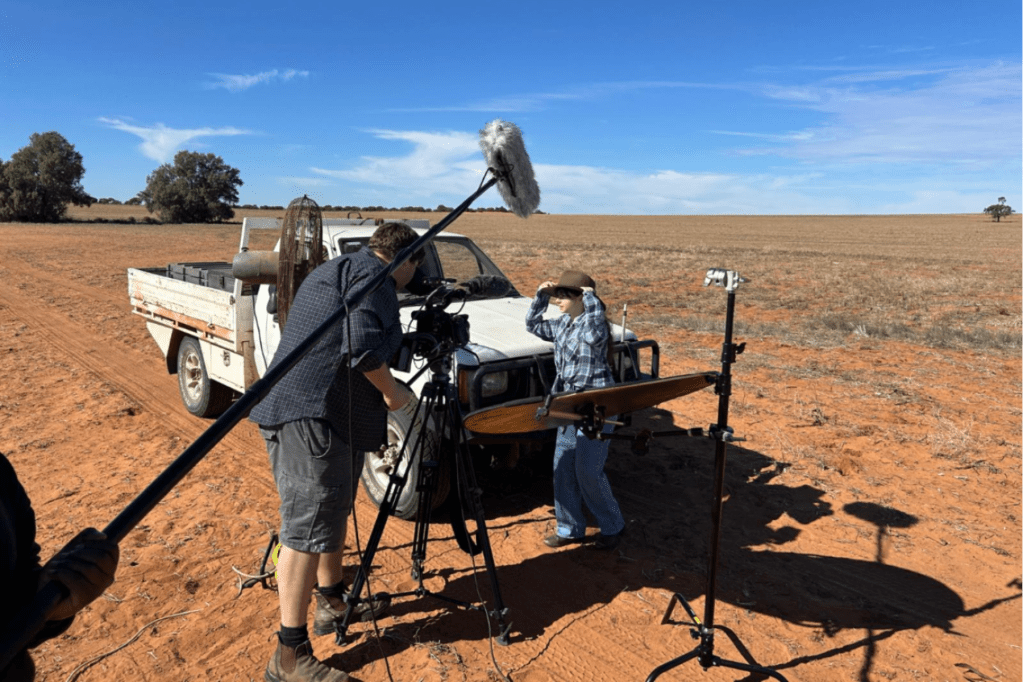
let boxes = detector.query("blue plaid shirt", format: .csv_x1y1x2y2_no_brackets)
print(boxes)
526,291,614,392
249,248,403,450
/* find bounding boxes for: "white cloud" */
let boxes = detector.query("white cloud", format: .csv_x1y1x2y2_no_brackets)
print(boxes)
277,176,333,187
741,62,1021,167
820,68,949,84
291,59,1022,219
312,129,484,196
390,80,720,113
711,130,815,142
99,118,252,162
534,164,834,214
307,128,841,214
206,69,310,92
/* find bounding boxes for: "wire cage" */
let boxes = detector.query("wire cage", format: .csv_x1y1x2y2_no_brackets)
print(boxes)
277,195,325,329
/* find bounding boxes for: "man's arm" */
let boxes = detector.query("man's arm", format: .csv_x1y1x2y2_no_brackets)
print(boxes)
362,363,413,412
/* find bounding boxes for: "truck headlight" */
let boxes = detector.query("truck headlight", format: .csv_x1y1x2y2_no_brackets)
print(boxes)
457,368,510,405
480,371,508,398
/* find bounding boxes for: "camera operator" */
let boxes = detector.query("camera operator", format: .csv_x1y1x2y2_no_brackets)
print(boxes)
249,222,423,682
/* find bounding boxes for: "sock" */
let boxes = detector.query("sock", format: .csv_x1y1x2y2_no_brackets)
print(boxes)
278,624,309,649
317,579,348,600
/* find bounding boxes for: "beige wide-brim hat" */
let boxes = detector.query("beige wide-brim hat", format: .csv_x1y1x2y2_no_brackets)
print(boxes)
540,270,597,297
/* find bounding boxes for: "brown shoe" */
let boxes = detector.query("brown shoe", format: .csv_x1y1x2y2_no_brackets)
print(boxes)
313,589,392,636
265,640,348,682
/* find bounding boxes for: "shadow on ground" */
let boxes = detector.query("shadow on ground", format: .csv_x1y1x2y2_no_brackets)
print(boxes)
335,406,1021,680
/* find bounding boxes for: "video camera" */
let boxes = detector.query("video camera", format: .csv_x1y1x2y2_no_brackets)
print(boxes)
392,279,471,372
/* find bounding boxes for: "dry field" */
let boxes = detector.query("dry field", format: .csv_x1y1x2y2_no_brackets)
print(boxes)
1,205,1020,682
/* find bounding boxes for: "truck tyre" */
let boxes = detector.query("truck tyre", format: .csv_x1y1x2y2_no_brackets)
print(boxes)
361,397,449,520
176,337,233,418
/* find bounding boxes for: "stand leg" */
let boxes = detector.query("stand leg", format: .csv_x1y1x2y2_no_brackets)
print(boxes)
645,650,701,682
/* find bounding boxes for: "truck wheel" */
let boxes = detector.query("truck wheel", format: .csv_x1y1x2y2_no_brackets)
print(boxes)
361,397,450,520
176,337,233,418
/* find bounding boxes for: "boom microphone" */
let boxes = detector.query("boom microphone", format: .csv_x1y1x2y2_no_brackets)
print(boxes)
479,120,541,218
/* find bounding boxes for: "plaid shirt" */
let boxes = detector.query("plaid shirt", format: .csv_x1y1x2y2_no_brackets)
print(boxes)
249,248,403,450
526,291,614,392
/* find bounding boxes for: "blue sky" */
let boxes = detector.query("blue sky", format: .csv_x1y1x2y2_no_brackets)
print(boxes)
2,0,1020,215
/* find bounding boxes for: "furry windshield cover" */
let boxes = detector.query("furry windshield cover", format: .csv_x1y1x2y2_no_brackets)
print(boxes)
478,119,541,219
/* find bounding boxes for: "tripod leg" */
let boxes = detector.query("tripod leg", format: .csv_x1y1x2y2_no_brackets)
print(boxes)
449,399,513,645
334,394,432,645
409,457,437,582
409,390,445,582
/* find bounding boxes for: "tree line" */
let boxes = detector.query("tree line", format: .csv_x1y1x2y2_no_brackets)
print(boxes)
0,132,243,223
0,131,1010,224
0,132,541,223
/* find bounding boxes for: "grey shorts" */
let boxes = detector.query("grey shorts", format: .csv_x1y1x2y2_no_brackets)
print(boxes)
260,419,365,554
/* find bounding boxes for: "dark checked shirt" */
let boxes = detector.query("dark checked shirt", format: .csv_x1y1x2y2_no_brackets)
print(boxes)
249,248,403,451
526,291,614,392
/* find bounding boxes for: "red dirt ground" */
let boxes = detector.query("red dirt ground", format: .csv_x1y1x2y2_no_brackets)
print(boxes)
1,212,1019,682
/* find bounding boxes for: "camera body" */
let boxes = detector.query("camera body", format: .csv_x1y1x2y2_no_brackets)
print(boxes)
391,284,471,372
412,307,470,353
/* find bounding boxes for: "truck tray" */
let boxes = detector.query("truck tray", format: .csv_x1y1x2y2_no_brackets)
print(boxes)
167,261,237,292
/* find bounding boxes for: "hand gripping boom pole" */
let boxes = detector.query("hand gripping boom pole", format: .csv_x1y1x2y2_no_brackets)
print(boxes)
0,120,540,672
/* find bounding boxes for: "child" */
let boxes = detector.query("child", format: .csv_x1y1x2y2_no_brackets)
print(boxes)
525,270,624,550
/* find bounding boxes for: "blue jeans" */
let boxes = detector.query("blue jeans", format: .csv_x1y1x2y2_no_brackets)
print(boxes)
552,421,625,539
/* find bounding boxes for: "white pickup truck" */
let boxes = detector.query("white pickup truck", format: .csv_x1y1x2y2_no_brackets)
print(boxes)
127,217,660,516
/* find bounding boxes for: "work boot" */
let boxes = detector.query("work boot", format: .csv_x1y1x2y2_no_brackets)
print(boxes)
312,588,392,636
264,640,348,682
543,534,586,549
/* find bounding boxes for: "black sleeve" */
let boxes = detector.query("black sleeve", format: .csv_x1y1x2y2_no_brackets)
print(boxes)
0,453,75,664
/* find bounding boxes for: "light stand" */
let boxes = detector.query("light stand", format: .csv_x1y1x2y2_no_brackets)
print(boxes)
645,269,788,682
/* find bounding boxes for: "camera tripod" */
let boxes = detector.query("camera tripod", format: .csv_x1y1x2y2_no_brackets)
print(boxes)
644,269,788,682
330,346,513,647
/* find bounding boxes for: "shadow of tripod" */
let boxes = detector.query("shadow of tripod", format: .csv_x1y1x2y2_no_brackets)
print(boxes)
331,285,512,647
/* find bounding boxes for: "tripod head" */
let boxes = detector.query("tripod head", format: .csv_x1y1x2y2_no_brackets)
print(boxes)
703,267,748,293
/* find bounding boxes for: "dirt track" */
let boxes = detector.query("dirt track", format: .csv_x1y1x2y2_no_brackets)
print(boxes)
1,211,1020,682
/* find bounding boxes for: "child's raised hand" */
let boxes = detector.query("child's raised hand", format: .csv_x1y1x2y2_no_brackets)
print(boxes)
538,280,556,293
